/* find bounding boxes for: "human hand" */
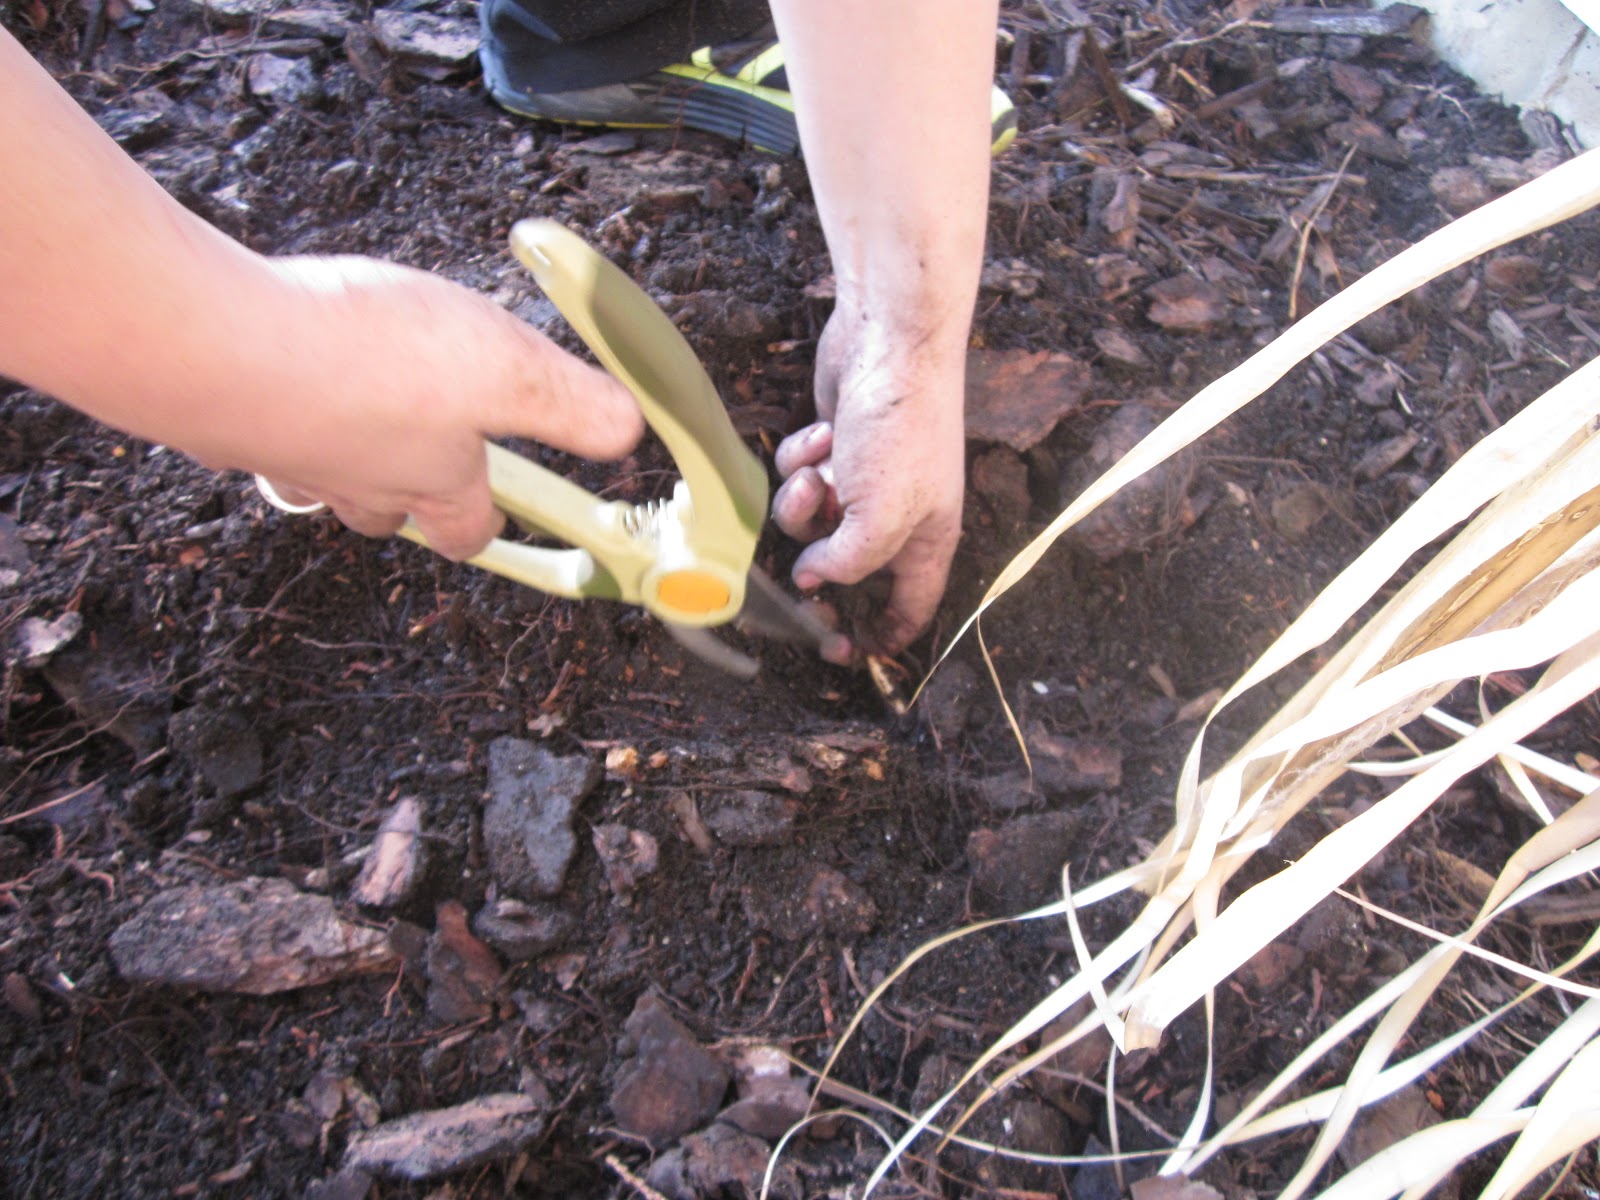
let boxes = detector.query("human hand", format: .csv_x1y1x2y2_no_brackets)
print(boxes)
206,256,644,561
770,309,966,663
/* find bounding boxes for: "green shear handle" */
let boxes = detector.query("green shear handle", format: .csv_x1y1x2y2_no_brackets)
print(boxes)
398,219,770,629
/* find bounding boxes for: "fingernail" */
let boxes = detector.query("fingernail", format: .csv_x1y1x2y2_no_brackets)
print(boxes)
821,633,853,665
795,571,822,592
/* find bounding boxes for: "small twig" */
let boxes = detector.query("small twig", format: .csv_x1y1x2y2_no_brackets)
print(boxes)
1,777,106,826
603,1154,671,1200
1289,145,1357,319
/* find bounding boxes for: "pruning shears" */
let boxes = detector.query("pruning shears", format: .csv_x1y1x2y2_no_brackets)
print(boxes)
258,218,829,678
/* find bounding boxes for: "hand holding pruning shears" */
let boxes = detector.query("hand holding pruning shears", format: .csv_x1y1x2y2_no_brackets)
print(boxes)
261,221,839,677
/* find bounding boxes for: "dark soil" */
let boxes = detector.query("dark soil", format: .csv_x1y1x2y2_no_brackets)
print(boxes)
3,1,1598,1197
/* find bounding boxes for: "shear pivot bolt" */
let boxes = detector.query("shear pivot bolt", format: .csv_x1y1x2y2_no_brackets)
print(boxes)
654,570,732,617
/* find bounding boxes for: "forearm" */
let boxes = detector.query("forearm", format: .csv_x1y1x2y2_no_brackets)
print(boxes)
0,29,293,455
767,0,997,364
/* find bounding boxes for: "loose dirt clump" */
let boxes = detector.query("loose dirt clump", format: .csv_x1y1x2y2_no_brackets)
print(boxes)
3,1,1597,1196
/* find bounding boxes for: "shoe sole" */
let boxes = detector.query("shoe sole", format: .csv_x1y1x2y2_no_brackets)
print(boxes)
490,66,1018,157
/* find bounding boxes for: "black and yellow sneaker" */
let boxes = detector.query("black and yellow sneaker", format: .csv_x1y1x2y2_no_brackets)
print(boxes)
482,35,1018,157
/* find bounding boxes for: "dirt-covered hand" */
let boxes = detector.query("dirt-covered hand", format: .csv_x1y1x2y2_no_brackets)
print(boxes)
197,256,644,561
770,309,965,662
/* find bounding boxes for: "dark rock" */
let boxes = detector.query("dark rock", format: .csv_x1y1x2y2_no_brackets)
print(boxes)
700,791,799,847
967,812,1080,910
473,898,575,962
1074,1135,1131,1200
168,706,263,799
40,632,170,758
610,993,731,1144
343,1094,544,1180
741,865,878,942
482,738,601,899
109,877,399,993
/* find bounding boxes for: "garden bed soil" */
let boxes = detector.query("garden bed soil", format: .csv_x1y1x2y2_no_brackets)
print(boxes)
2,2,1598,1197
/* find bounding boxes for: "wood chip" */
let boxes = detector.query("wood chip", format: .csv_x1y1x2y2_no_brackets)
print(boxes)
1268,5,1425,36
343,1094,545,1180
964,349,1090,450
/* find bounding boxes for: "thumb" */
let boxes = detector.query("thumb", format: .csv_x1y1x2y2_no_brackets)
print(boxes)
792,509,904,591
491,316,645,461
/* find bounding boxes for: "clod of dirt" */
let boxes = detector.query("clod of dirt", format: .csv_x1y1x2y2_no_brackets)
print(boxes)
967,812,1081,910
1482,253,1544,294
351,797,426,908
646,1121,797,1200
472,896,575,961
700,791,799,847
1037,997,1115,1082
610,992,732,1144
740,748,813,795
974,770,1043,813
1059,399,1196,561
1270,484,1331,540
1430,165,1492,215
970,445,1033,540
109,877,399,993
1336,1085,1442,1171
342,1093,545,1181
592,824,660,901
424,900,502,1024
1240,940,1307,990
668,291,780,341
964,349,1091,451
911,1054,1073,1194
741,865,878,942
717,1045,812,1140
167,705,263,800
1026,725,1124,795
921,659,981,746
39,631,171,758
482,738,601,900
